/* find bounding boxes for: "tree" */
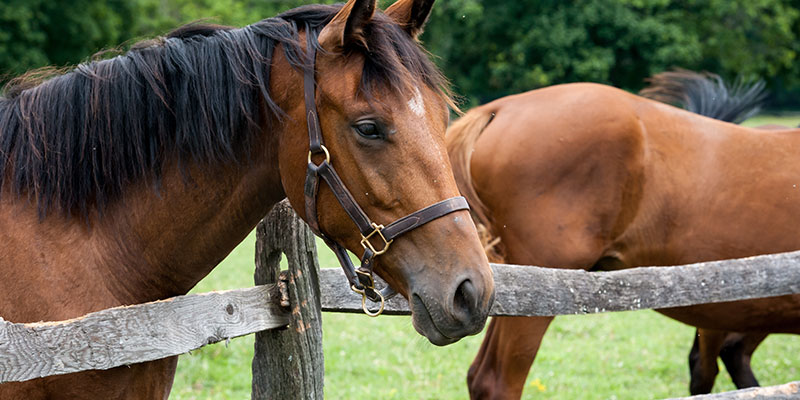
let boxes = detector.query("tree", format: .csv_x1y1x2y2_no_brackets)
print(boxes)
422,0,800,106
2,0,798,107
0,0,137,78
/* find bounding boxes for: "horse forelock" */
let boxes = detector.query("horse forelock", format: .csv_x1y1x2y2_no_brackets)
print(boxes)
352,10,455,110
0,3,450,218
278,5,454,110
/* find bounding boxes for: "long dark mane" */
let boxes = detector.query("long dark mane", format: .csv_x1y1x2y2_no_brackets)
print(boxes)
0,4,451,217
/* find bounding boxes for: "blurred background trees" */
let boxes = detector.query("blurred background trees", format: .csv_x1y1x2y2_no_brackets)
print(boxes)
0,0,137,76
1,0,799,108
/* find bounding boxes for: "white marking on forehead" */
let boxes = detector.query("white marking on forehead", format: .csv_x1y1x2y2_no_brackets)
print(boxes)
407,86,425,117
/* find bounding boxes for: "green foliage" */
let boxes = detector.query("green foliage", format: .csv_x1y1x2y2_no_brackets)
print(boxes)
423,0,799,105
0,0,338,81
129,0,307,36
0,0,137,77
686,1,799,82
0,0,798,103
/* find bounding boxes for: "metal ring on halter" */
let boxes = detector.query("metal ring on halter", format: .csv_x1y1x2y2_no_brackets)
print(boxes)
362,290,385,317
307,144,330,166
352,285,385,317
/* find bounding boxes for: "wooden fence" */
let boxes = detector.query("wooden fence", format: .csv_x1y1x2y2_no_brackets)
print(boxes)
1,201,799,399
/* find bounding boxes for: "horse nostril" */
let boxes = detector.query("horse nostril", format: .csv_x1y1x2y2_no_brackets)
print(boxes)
453,278,478,319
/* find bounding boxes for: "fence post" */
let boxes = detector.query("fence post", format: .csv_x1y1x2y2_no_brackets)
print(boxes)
251,200,324,399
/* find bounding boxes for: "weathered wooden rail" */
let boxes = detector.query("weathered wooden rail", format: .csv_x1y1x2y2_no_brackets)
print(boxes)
1,201,799,399
320,251,800,316
0,286,288,384
667,381,800,400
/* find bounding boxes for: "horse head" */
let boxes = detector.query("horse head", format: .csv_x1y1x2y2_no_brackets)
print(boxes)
276,0,494,345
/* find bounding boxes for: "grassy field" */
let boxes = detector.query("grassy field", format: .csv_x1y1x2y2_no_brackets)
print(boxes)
740,113,800,128
170,114,800,399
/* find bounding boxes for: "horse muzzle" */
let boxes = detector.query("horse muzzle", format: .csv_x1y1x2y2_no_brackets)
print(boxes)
409,270,495,346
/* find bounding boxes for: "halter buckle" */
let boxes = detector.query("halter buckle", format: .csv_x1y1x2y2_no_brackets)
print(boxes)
360,222,394,256
307,144,330,166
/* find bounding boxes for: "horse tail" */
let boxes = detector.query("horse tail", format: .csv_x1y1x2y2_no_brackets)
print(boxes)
446,107,505,262
640,68,768,124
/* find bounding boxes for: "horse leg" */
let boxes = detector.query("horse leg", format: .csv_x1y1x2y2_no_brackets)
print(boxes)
688,333,700,376
468,316,554,400
689,329,727,395
719,332,767,389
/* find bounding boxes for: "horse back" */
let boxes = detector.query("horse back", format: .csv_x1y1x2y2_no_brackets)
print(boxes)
452,82,800,331
452,83,800,262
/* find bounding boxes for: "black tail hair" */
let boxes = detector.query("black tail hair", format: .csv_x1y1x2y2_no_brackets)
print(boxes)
640,69,768,124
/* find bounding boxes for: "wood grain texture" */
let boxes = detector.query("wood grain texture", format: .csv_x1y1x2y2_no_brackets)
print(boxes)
251,200,324,400
320,250,800,316
667,381,799,399
0,285,288,384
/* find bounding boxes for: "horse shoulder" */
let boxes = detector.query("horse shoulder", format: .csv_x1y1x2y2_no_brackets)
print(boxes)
0,203,121,322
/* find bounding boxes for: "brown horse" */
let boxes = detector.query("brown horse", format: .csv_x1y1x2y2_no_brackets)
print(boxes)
641,69,773,394
0,1,494,398
447,81,800,399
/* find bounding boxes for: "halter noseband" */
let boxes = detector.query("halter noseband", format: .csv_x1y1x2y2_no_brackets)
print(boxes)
301,36,469,317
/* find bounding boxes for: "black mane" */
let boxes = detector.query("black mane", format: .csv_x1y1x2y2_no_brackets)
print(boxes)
0,4,450,217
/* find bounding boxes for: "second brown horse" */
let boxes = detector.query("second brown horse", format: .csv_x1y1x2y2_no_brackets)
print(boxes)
447,80,800,399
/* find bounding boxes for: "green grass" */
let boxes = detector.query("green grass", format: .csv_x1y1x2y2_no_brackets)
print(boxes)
170,114,800,399
740,113,800,128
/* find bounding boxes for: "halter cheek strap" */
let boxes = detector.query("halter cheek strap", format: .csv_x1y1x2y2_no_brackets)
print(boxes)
301,35,469,317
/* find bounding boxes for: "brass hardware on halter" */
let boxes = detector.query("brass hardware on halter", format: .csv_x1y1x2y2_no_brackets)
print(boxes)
307,144,331,166
360,222,394,255
355,269,375,288
351,284,385,317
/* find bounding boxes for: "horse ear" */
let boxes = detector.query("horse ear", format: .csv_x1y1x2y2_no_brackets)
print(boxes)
317,0,377,51
384,0,435,39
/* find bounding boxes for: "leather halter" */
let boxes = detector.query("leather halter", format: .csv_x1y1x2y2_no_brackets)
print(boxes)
301,35,469,316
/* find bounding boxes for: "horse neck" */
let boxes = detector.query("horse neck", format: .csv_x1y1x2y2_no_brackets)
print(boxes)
92,58,309,303
93,38,316,303
90,139,283,302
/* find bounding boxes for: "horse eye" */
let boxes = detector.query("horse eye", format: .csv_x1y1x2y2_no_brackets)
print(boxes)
354,121,382,140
